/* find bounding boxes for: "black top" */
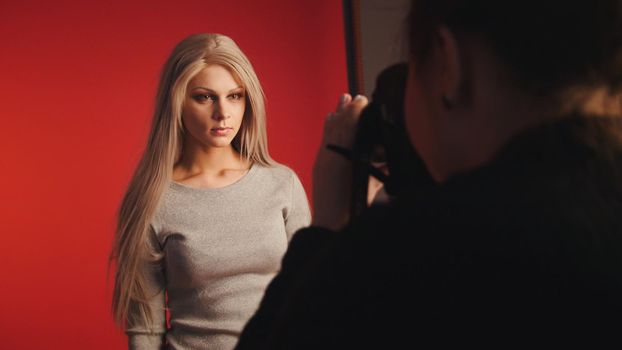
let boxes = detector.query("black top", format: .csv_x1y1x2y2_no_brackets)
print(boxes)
236,116,622,349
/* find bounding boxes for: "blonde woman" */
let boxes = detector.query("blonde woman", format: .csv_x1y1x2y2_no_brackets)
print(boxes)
110,33,311,350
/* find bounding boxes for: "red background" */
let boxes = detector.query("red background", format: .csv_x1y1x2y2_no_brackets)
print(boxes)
0,1,347,348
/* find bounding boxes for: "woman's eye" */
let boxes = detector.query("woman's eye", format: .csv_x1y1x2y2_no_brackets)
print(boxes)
194,94,215,103
230,93,244,100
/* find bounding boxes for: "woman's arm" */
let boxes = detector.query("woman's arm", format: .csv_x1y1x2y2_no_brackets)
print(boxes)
125,226,167,350
284,172,312,241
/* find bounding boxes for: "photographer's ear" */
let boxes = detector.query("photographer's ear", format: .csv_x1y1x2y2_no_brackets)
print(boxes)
435,25,461,110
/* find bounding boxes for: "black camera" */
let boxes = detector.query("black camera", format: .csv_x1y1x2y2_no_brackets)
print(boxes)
328,62,433,218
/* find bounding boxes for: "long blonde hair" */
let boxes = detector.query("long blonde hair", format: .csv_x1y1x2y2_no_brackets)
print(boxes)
110,33,274,328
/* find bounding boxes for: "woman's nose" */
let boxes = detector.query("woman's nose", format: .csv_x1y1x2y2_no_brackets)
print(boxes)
212,102,230,120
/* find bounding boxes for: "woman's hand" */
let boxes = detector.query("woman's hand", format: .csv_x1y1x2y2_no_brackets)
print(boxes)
311,93,369,231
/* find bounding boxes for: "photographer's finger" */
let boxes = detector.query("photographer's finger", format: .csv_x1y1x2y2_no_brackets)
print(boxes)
342,94,369,123
336,93,352,113
350,94,369,110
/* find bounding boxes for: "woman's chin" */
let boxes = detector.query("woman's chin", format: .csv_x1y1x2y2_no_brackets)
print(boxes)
205,138,235,149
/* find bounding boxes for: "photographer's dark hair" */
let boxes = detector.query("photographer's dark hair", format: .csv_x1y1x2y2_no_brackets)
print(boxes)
408,0,622,97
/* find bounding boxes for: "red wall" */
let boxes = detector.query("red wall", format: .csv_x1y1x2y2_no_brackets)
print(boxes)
0,1,347,348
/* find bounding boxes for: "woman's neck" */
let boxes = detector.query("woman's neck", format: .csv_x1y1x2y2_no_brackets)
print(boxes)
175,141,249,176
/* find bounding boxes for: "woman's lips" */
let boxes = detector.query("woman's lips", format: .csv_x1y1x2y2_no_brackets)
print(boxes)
210,127,233,136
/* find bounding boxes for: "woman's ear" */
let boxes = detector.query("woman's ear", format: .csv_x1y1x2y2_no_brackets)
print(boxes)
435,25,462,108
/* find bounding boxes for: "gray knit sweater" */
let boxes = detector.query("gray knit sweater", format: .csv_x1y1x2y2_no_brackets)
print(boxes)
126,163,311,350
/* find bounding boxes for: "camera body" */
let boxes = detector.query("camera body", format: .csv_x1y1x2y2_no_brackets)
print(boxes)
348,62,433,217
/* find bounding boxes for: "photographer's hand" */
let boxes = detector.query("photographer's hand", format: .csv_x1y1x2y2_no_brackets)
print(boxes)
311,93,369,231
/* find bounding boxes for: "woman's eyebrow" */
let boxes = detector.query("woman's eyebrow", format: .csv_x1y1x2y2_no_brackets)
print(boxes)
191,86,243,93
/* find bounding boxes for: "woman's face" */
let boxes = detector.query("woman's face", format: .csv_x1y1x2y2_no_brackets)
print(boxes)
182,64,246,149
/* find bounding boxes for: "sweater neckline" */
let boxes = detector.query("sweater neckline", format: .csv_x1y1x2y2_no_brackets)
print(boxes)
169,163,259,194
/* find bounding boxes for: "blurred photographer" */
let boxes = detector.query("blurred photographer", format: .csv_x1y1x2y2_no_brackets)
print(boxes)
236,0,622,348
